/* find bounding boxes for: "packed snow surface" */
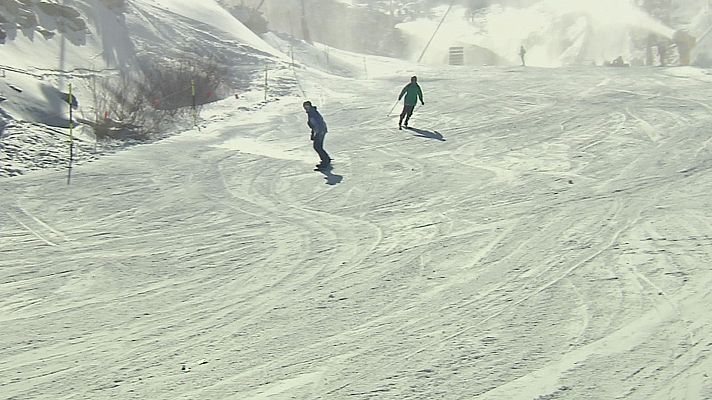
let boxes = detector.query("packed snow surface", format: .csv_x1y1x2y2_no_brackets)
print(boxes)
1,1,711,399
1,62,711,399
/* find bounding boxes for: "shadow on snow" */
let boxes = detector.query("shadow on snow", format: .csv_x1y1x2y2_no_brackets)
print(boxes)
316,165,343,185
405,127,446,141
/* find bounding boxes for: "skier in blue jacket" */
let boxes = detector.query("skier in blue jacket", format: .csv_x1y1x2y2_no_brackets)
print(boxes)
303,101,331,169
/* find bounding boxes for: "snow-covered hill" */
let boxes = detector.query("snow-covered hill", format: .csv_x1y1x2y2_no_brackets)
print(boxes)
0,0,290,177
2,2,712,399
2,61,712,399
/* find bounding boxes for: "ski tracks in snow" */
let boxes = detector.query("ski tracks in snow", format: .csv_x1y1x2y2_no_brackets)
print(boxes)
2,67,712,399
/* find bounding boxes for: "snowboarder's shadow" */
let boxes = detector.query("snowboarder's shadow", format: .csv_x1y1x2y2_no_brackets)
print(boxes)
317,165,343,185
406,127,446,141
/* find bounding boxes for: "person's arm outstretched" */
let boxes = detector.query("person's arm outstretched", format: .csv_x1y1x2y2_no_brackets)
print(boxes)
398,85,408,100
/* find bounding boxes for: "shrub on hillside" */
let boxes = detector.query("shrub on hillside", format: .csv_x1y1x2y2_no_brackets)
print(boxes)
87,57,229,141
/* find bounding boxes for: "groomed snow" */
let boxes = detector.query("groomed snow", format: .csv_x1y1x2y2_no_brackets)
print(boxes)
2,1,712,399
1,62,711,399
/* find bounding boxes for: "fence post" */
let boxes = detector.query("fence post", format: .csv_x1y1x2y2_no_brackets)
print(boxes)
191,78,198,129
67,83,74,185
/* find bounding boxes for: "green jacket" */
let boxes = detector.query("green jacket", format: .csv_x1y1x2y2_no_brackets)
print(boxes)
399,83,423,106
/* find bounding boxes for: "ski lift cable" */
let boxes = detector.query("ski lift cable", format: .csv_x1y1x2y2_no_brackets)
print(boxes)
416,0,457,63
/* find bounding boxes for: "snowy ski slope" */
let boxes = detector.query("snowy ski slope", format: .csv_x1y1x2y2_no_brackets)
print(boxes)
2,0,712,398
1,62,711,399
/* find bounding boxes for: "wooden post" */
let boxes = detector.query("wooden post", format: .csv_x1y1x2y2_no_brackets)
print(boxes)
264,65,268,101
191,79,200,131
67,83,74,185
300,0,312,43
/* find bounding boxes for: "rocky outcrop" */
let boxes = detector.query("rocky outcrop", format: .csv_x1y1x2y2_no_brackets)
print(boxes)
0,0,90,44
100,0,126,11
37,2,81,19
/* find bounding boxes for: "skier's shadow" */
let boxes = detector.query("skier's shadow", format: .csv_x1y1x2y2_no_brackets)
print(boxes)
406,127,446,141
317,165,343,185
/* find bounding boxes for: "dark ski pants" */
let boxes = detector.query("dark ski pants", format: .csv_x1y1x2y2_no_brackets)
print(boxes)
312,131,331,165
399,104,415,126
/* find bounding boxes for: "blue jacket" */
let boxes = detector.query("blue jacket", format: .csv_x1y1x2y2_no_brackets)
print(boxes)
306,106,328,134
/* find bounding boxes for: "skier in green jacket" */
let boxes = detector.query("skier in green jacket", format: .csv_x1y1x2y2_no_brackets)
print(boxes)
398,76,424,130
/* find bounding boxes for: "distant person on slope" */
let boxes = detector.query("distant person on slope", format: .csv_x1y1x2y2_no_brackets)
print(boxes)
303,100,331,169
398,76,424,130
519,45,527,66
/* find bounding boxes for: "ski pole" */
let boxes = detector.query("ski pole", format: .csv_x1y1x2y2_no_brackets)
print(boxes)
387,99,399,117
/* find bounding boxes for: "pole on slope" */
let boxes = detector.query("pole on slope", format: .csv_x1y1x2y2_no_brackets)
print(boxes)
264,64,269,101
191,78,200,131
300,0,311,43
387,99,399,117
67,83,74,185
417,1,456,63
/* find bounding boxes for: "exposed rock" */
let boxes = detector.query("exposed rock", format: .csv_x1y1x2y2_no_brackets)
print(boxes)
100,0,126,11
36,25,54,39
37,2,81,19
62,17,87,32
16,8,37,28
0,0,24,16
